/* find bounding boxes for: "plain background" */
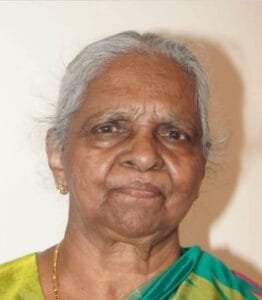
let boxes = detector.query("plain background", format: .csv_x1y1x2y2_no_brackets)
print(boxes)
0,1,261,282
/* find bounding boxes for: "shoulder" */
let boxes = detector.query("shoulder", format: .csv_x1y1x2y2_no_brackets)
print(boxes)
0,253,44,299
192,246,262,299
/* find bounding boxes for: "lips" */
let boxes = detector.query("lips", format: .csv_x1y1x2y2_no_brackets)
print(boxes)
114,181,163,199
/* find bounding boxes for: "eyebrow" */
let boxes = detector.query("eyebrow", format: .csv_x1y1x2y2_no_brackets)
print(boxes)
80,108,142,129
152,109,200,133
80,106,200,134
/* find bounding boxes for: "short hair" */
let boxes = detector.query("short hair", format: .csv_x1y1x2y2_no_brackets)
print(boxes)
48,31,211,156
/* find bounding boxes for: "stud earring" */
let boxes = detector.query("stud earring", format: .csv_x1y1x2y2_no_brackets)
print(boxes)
56,183,68,195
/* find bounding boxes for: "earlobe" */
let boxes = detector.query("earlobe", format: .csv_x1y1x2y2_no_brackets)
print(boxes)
46,130,67,188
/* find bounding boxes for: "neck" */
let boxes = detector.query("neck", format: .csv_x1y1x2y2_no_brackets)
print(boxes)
57,219,181,299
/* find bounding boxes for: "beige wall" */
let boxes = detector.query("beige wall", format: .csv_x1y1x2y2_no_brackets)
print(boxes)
0,1,261,281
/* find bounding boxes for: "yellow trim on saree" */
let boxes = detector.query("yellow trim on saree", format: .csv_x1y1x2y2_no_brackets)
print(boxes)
172,272,248,300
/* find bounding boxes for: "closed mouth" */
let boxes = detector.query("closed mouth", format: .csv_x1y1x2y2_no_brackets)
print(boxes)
115,181,163,199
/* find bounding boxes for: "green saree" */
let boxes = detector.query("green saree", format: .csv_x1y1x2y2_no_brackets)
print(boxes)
124,246,262,300
0,246,261,299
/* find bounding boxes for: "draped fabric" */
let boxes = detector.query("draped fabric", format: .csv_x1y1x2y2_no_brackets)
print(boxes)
125,246,262,300
0,246,261,299
0,253,44,299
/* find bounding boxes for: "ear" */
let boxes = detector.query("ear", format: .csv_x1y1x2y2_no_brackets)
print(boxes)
46,130,67,188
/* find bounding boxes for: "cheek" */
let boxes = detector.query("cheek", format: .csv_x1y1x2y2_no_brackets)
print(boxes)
173,147,204,180
166,153,205,205
63,147,112,209
182,159,204,193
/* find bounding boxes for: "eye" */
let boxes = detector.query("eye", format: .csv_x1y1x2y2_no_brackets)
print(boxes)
95,124,116,134
157,125,192,144
91,121,129,137
168,130,188,141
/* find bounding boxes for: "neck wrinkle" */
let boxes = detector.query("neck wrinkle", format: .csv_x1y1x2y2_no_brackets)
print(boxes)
57,211,181,298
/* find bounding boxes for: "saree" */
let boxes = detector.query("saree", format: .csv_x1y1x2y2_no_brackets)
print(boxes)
125,246,262,300
0,246,261,299
0,253,44,300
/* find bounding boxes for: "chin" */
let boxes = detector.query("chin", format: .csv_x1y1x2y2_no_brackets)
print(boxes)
96,194,172,241
102,211,167,241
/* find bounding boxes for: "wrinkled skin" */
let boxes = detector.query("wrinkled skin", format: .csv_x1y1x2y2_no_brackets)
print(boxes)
44,51,206,299
48,51,206,244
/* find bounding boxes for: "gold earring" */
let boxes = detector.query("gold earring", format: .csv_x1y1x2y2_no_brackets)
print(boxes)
56,183,68,195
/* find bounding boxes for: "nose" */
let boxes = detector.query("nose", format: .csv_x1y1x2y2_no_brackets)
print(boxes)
119,133,164,172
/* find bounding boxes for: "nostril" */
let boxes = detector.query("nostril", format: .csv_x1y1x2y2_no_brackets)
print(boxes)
121,159,140,170
119,140,164,172
126,160,134,166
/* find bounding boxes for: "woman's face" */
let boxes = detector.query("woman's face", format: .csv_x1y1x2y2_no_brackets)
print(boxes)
49,52,206,241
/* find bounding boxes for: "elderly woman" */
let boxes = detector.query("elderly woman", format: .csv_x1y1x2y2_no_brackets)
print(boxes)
0,31,261,300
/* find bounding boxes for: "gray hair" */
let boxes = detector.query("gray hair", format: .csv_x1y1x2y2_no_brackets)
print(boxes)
49,31,211,156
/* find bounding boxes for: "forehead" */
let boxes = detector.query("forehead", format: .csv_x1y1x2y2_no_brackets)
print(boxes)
77,52,197,123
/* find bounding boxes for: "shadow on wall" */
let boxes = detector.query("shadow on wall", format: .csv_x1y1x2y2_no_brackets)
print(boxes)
166,36,262,283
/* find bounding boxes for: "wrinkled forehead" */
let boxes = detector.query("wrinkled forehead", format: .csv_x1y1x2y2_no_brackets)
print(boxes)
87,51,195,95
74,51,198,127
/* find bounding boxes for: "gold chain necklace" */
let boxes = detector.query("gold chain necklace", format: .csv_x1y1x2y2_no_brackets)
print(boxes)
53,242,62,300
